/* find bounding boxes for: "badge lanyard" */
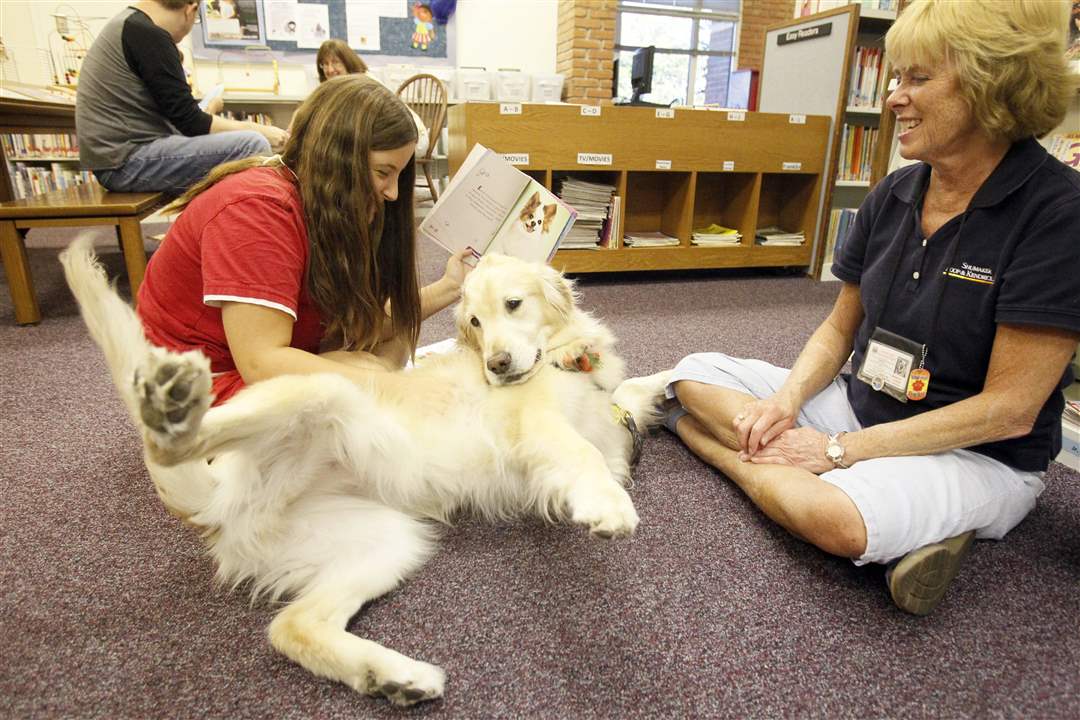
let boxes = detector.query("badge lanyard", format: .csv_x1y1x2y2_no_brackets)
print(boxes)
864,174,968,402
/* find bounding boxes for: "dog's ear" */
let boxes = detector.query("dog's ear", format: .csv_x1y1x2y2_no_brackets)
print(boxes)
453,298,481,351
542,203,558,231
522,191,541,214
538,263,576,322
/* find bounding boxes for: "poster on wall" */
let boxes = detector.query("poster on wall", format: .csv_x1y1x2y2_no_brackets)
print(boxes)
295,3,331,49
200,0,265,46
264,0,299,42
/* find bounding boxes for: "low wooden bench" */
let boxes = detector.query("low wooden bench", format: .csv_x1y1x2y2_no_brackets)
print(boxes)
0,185,165,325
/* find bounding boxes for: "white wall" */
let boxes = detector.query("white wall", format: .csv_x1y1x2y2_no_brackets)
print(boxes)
454,0,558,75
1,0,558,95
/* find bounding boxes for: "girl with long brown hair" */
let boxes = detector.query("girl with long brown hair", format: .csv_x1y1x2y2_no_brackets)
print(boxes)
136,74,471,405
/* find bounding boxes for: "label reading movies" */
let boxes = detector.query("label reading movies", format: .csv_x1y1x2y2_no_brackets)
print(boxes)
578,152,612,165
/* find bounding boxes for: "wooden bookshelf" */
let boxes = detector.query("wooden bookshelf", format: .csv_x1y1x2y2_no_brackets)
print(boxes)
447,102,829,274
760,3,901,280
0,92,78,202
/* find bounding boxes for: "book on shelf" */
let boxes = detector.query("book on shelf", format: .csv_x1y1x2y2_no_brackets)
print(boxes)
691,223,742,247
798,0,897,17
824,208,858,262
558,175,616,250
418,143,577,264
1,132,80,160
1047,133,1080,171
754,226,805,246
847,46,885,110
624,231,679,248
1065,399,1080,425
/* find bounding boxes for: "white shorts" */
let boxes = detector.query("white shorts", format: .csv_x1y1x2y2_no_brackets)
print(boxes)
668,352,1045,565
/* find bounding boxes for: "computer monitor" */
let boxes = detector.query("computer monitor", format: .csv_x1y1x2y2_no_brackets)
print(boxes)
630,46,655,103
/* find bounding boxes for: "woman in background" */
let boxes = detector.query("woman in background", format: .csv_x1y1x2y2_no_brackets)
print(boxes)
315,39,430,157
137,74,470,406
661,0,1080,616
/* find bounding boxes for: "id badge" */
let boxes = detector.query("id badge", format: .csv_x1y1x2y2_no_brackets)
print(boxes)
856,327,925,403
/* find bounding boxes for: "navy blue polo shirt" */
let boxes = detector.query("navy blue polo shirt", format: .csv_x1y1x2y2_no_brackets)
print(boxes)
833,137,1080,471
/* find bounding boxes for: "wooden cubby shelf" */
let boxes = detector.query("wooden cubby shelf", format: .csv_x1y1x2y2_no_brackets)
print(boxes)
447,102,829,274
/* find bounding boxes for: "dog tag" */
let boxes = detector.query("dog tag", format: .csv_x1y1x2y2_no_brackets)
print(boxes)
906,368,930,401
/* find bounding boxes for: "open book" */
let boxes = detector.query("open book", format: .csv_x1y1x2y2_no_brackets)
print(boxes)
418,144,577,264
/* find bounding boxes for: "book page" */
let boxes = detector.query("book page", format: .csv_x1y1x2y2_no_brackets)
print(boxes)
487,179,578,263
418,145,529,257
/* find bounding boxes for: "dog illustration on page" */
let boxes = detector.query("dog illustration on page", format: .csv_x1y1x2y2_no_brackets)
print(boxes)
491,191,559,260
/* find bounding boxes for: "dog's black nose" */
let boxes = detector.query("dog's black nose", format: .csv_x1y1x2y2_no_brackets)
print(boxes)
486,352,512,375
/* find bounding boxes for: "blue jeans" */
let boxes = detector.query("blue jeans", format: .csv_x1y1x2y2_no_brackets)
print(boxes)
94,131,271,194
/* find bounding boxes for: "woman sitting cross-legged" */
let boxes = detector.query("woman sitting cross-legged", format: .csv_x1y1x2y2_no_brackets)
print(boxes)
662,0,1080,616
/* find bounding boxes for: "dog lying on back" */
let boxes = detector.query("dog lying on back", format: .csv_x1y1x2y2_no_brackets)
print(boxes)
61,241,670,706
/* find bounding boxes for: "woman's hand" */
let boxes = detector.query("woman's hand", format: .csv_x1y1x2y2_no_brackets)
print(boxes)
732,394,799,457
742,426,833,474
440,249,475,291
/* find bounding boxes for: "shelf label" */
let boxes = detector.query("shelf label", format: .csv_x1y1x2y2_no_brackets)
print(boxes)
777,21,833,46
788,113,806,124
499,103,522,115
655,159,671,170
782,161,802,171
580,105,602,117
655,108,674,119
577,152,612,165
502,153,530,165
727,111,746,122
723,160,735,171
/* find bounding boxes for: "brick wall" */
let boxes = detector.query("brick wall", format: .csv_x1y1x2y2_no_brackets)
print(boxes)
554,0,793,104
556,0,617,105
737,0,796,72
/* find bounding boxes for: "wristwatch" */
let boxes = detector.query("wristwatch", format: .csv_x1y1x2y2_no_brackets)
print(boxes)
825,432,848,469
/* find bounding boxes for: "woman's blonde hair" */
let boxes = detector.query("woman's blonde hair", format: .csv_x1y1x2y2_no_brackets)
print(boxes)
166,75,421,354
886,0,1072,141
316,39,368,82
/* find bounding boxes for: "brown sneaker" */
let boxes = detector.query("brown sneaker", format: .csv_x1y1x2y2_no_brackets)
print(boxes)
887,531,975,616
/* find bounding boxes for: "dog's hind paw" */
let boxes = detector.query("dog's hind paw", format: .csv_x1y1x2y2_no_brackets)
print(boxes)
134,347,212,462
363,657,446,706
568,481,639,539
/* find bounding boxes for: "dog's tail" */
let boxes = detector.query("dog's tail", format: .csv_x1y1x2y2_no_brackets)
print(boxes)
61,236,218,521
59,235,152,424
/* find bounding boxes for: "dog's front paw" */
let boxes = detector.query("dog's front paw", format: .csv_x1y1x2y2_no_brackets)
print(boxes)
568,481,639,539
134,347,212,464
362,655,446,706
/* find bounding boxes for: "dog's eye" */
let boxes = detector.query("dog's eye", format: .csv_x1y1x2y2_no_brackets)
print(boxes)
505,298,522,312
470,316,480,327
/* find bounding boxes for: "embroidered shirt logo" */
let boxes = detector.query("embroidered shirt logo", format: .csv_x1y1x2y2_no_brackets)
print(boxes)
944,261,994,285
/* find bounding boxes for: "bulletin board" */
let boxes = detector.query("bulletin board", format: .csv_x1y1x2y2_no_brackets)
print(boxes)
193,0,453,63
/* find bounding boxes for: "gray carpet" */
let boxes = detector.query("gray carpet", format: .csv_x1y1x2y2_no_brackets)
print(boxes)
2,227,1078,719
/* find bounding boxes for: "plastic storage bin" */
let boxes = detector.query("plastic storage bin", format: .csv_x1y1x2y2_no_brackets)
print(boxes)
383,64,419,93
495,69,531,102
455,67,491,101
531,73,565,103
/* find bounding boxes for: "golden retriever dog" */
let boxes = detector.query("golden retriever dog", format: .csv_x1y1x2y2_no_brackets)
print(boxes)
60,240,670,706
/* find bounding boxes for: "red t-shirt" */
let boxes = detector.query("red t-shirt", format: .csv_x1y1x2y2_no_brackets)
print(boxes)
137,166,324,405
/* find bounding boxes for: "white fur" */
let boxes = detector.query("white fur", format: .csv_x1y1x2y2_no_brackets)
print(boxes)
59,242,669,705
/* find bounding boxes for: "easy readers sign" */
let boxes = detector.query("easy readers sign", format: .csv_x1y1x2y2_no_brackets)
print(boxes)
777,22,832,45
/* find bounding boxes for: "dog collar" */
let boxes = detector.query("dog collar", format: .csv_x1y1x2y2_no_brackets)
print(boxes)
611,403,643,467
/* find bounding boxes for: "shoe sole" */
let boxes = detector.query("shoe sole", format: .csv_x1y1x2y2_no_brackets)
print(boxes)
888,530,975,616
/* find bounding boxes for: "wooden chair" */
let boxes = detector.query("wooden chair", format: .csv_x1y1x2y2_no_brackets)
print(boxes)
0,184,164,324
396,73,448,203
